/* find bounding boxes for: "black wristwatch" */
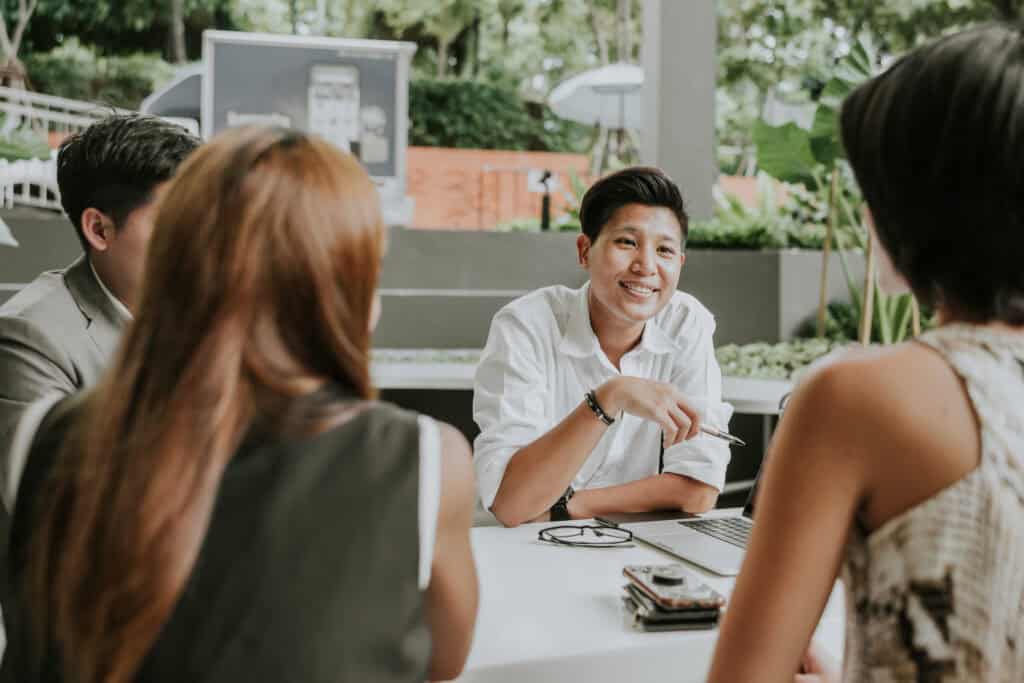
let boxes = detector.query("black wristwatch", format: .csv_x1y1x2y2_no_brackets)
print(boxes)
550,486,575,522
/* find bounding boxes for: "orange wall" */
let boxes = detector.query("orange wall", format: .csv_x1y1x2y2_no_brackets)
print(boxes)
406,147,779,230
406,146,591,230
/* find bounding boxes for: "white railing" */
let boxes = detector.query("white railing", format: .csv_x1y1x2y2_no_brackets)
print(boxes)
0,154,60,211
0,87,136,213
0,86,132,135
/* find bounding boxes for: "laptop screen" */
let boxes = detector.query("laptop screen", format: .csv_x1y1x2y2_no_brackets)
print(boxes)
742,390,791,519
741,464,761,518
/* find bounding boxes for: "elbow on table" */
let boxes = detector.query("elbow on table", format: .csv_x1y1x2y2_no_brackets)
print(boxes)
429,648,470,681
682,492,717,514
673,477,719,514
489,499,530,528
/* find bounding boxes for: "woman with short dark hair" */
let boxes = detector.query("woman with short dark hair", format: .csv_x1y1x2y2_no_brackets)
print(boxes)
1,126,478,683
708,23,1024,683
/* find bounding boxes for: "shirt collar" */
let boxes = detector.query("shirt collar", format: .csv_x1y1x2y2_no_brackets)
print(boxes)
635,314,679,355
558,282,680,358
558,283,601,357
89,259,133,323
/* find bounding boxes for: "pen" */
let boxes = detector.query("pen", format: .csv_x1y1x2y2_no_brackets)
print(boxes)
699,425,746,447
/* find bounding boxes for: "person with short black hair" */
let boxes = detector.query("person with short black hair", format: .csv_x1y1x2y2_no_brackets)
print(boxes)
708,23,1024,682
0,114,199,498
473,166,733,527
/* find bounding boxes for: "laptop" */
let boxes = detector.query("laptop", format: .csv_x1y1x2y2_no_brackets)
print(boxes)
596,464,763,576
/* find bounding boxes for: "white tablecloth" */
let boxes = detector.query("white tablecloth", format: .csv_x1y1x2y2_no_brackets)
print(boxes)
457,515,844,683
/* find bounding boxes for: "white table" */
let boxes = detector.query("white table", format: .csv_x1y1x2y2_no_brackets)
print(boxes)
456,516,844,683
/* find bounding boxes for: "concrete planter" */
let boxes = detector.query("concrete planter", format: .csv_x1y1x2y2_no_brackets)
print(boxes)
680,248,865,345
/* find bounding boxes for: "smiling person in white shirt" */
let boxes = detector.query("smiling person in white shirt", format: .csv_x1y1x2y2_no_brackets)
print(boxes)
473,167,734,527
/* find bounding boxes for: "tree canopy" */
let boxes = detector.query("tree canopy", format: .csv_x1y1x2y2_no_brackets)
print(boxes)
5,0,1021,152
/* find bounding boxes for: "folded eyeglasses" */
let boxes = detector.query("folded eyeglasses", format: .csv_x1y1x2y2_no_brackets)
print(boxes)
538,524,634,548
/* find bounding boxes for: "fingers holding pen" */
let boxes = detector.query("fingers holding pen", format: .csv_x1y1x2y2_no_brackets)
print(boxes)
599,377,703,445
666,404,693,447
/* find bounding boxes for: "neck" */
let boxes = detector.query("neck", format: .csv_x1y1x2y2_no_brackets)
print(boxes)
90,255,135,314
588,291,644,370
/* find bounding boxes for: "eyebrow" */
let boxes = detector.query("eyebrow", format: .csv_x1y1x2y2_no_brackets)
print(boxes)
613,225,681,243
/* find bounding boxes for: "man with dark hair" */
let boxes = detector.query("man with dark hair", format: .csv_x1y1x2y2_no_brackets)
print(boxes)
0,114,200,498
473,166,733,527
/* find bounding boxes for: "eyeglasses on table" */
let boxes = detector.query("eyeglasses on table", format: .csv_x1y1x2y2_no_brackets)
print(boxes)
538,524,634,548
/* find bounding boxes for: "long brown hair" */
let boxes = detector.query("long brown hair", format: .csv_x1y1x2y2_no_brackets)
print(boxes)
27,126,385,683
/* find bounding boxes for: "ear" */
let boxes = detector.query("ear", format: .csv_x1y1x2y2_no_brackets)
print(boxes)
679,252,686,270
80,208,114,253
576,234,592,268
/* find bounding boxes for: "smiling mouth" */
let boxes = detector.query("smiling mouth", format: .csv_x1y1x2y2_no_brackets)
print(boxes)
619,281,658,297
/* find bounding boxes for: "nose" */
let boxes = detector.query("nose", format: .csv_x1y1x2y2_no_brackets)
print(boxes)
631,244,656,274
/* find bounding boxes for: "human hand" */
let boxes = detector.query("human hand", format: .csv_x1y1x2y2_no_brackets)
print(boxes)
795,641,840,683
595,377,701,447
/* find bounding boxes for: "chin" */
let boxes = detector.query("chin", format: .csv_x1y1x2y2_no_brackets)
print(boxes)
615,297,666,324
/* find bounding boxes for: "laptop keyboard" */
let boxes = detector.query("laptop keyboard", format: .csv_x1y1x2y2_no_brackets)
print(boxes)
681,517,752,548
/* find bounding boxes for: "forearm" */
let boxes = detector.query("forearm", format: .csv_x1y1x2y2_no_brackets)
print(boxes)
490,399,609,527
426,560,478,681
568,472,719,519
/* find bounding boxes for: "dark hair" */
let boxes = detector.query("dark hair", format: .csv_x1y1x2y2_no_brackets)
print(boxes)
841,23,1024,324
57,114,200,251
578,166,688,244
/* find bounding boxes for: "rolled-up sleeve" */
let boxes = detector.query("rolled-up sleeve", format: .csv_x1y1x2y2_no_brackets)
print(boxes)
472,310,552,510
660,314,733,492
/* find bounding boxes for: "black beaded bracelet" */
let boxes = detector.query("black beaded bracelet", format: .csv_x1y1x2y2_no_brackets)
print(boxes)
584,390,615,426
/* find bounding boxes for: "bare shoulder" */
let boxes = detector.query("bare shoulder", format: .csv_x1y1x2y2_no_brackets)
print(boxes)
789,341,979,528
436,422,475,521
793,342,973,439
437,421,472,461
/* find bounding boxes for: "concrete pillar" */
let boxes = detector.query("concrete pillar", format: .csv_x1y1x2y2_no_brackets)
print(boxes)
641,0,717,219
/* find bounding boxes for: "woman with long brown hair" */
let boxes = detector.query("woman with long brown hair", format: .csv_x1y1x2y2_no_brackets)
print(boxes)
1,126,478,683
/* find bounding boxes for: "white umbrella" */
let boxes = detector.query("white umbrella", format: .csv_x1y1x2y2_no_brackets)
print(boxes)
548,62,643,130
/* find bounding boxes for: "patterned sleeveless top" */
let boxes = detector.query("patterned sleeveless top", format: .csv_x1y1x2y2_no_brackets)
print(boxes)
842,324,1024,682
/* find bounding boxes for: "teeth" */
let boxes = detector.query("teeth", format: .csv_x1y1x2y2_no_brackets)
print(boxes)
622,282,654,295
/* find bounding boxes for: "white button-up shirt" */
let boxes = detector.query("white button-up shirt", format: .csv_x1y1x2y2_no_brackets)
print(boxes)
473,283,734,510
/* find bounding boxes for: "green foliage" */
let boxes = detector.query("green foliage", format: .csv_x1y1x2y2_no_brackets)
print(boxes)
754,35,879,183
752,120,819,187
833,219,935,344
715,338,842,380
715,1,1021,168
687,173,856,250
375,0,477,76
0,128,51,161
794,300,860,341
409,78,588,152
21,0,236,59
25,39,173,109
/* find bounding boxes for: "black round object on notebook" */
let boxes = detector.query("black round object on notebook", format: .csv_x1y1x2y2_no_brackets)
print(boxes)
651,566,688,585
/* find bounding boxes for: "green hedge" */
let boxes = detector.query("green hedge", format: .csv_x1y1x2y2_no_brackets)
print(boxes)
25,39,173,110
715,338,841,380
409,78,588,152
